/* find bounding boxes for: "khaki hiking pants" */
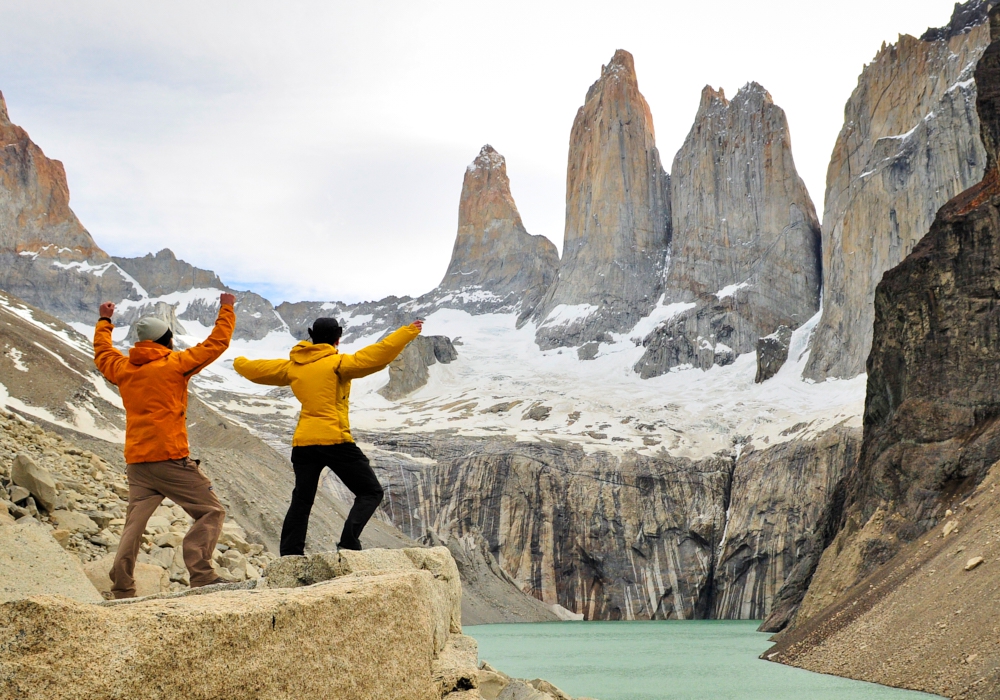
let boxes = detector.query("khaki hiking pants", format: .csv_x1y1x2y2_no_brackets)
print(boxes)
110,457,226,599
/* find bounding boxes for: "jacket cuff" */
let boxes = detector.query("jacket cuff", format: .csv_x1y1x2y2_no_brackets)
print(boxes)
98,317,114,325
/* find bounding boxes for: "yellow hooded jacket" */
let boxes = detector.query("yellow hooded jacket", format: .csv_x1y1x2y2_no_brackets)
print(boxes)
232,325,419,446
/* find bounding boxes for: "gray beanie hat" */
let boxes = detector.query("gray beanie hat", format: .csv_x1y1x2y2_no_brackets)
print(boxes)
135,317,170,342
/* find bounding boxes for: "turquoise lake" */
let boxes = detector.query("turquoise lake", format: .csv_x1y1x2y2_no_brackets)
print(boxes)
466,621,941,700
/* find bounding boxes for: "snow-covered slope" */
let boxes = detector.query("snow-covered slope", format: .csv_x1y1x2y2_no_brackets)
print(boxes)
195,302,864,461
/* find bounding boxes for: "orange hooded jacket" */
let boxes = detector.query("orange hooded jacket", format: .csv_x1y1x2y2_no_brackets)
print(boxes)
94,304,236,464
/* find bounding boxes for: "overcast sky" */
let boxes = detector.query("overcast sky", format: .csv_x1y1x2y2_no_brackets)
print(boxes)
0,0,970,304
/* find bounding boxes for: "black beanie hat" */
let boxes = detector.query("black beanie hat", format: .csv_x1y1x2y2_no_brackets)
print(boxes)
308,317,343,345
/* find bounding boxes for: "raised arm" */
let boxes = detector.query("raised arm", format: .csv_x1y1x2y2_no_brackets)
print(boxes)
177,294,237,377
337,323,421,380
93,301,127,385
233,356,292,386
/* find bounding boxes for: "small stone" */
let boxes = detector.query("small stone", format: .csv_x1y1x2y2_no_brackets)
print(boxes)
943,520,959,537
144,516,171,534
8,485,30,504
965,557,985,571
50,510,99,536
154,532,184,549
90,529,120,548
946,509,954,517
51,529,72,547
11,453,58,512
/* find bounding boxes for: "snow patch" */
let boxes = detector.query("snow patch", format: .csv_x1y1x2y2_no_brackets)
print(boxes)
6,347,28,372
540,304,598,327
629,297,696,340
715,281,750,299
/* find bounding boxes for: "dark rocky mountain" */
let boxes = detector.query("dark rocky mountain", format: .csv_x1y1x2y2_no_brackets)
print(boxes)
767,16,1000,690
112,249,227,297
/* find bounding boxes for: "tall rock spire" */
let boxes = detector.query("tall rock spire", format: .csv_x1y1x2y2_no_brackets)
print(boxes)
805,0,993,381
634,83,821,377
438,145,558,317
532,49,671,349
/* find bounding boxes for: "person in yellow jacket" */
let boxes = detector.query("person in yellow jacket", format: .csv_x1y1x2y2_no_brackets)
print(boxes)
233,317,422,554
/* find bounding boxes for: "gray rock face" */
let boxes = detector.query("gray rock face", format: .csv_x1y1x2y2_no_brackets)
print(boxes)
363,429,862,626
364,432,731,620
532,50,671,349
635,83,820,377
805,9,992,381
111,249,285,342
112,249,226,297
121,301,188,345
634,291,750,375
439,145,558,319
755,325,793,383
713,426,861,629
378,335,457,400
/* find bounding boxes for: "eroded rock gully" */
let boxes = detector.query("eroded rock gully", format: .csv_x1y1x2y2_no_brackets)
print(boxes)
360,427,860,624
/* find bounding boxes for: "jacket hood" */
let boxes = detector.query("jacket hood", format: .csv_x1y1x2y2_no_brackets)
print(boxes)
289,341,340,365
129,341,172,365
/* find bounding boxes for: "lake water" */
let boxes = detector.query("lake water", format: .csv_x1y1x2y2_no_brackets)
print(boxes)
466,621,941,700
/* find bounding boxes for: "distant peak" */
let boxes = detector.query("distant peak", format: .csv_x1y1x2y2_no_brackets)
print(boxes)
0,91,9,125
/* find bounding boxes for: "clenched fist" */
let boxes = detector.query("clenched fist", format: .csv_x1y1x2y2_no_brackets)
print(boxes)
99,302,116,320
220,293,236,307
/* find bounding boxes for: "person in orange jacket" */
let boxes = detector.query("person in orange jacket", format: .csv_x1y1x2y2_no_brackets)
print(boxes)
94,293,236,598
233,317,422,554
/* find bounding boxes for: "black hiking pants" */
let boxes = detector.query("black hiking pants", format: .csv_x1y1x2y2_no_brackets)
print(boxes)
281,442,385,555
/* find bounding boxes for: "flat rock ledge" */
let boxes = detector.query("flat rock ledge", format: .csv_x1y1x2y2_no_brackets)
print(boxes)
0,546,588,700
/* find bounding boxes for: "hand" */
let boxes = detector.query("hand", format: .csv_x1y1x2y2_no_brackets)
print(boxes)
99,302,116,319
412,319,424,331
220,293,236,307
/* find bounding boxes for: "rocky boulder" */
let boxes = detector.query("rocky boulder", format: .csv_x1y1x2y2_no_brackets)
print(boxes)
0,519,102,604
0,571,446,700
11,453,58,512
264,546,461,649
379,335,458,400
755,325,793,383
533,50,671,349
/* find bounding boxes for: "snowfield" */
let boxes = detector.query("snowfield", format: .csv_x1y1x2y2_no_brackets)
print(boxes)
189,305,865,460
